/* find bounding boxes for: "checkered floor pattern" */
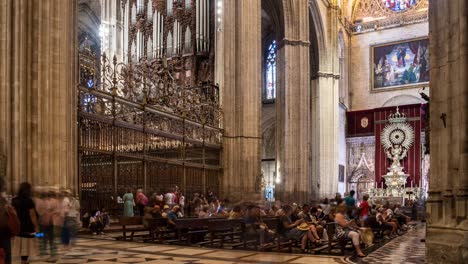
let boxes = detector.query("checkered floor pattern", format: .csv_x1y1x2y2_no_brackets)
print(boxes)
10,223,426,264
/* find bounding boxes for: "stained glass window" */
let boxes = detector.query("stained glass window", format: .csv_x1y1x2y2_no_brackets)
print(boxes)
382,0,418,12
265,40,277,101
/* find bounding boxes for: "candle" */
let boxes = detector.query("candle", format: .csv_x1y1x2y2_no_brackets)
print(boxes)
381,182,383,188
411,181,413,188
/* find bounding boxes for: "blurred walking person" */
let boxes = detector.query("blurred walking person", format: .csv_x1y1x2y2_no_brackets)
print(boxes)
0,177,20,264
12,182,39,264
61,190,80,246
37,192,58,258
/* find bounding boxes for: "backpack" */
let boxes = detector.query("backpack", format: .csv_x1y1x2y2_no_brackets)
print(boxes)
6,205,20,236
0,248,5,264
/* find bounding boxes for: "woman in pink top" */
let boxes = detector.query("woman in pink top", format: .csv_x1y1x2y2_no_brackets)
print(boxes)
136,189,148,216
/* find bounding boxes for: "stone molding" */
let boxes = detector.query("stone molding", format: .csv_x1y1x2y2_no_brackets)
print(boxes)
317,71,340,79
278,38,310,48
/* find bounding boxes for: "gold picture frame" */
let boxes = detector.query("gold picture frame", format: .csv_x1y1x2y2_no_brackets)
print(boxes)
370,37,429,93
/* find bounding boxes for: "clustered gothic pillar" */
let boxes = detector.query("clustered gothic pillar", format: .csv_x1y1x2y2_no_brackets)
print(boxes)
310,1,340,199
275,0,311,203
219,0,262,201
0,0,77,194
426,0,468,262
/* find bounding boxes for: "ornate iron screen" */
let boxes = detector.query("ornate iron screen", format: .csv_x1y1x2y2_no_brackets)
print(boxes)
78,38,221,215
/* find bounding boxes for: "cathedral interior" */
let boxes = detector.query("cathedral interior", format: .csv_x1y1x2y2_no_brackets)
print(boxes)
0,0,466,263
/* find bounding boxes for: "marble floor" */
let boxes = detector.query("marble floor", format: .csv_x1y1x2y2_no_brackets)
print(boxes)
13,223,425,264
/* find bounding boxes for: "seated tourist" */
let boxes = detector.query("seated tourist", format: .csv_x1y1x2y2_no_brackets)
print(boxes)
319,198,332,216
248,205,275,245
394,204,410,228
334,213,366,257
310,207,328,242
377,208,397,238
290,203,300,222
166,205,180,229
279,205,317,253
143,205,163,228
268,205,279,216
162,205,170,218
89,209,105,235
211,199,228,217
275,207,285,217
297,204,322,243
198,205,210,218
228,205,243,219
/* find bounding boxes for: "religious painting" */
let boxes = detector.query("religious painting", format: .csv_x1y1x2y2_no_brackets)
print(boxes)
339,165,345,182
371,37,429,92
382,0,419,12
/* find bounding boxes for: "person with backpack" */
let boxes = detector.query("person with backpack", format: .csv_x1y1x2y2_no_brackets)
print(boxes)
0,177,20,264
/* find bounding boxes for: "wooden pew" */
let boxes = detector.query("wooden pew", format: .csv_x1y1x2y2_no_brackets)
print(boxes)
170,218,212,245
204,218,244,247
145,218,172,243
262,217,293,253
119,216,146,241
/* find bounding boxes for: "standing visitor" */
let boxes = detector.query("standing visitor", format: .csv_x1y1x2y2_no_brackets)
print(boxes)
164,188,176,208
178,192,185,217
0,177,20,264
123,188,134,217
344,190,357,218
135,189,148,216
11,182,39,264
359,194,370,223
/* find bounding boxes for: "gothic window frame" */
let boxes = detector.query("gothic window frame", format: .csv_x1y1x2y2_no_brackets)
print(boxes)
263,40,277,103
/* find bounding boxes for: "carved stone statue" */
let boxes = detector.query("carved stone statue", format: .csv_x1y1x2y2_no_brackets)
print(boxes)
385,144,408,168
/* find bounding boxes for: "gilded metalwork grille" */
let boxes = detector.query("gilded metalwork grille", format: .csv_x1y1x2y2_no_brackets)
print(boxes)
78,33,221,215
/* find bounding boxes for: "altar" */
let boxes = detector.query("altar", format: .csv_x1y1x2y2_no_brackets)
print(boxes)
368,107,424,205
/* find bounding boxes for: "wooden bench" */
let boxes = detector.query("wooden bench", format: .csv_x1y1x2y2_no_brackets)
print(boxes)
119,216,147,241
171,218,212,245
145,218,172,243
204,218,244,247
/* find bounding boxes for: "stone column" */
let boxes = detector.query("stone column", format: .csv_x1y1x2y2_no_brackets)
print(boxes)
275,0,311,203
426,0,468,262
310,1,340,199
0,0,77,194
220,0,262,201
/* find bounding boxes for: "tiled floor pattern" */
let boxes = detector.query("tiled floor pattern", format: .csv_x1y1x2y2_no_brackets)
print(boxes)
347,223,426,264
17,223,426,264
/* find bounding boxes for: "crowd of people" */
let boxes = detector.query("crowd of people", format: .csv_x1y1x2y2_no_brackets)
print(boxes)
1,179,415,263
114,187,413,256
0,179,80,264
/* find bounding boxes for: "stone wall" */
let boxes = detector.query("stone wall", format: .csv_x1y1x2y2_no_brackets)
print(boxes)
349,22,429,111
